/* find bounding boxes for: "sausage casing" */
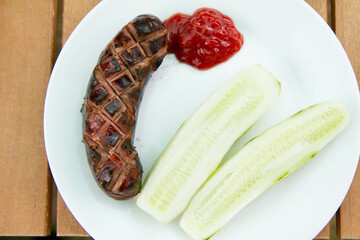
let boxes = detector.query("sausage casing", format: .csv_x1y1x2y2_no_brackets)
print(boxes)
82,14,167,200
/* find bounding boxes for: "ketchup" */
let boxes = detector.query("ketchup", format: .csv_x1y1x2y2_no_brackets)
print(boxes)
164,8,244,70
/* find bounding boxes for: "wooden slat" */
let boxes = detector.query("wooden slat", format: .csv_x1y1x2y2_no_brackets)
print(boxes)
335,3,360,239
56,0,101,236
0,0,57,236
316,223,331,240
57,192,88,236
61,0,102,47
335,1,360,238
305,0,331,238
336,0,360,238
306,0,329,24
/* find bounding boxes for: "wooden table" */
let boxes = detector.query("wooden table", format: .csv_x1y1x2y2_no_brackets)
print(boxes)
0,0,358,239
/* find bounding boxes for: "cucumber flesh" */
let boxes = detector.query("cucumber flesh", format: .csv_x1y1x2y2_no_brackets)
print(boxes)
180,102,349,240
136,65,281,223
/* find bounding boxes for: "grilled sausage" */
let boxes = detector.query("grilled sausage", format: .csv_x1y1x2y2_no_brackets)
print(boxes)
81,14,167,200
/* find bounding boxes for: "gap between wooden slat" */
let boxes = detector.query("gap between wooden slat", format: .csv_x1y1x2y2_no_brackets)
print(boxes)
50,0,63,236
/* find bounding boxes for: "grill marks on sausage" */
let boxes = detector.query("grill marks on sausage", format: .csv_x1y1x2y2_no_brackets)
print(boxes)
99,124,121,148
100,57,123,78
120,44,146,67
131,15,164,37
111,71,134,93
149,37,166,54
83,14,167,200
104,98,122,117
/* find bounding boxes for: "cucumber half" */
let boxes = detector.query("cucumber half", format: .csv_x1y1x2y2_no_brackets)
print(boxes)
180,102,349,240
136,65,281,223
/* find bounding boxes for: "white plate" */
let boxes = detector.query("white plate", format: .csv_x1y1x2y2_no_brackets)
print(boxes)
44,0,360,239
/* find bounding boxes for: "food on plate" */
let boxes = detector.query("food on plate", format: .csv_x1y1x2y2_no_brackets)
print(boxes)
164,8,244,70
180,102,349,240
81,14,167,200
136,65,281,223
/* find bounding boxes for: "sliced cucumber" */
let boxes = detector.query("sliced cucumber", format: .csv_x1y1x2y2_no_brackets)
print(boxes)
136,65,281,223
180,102,349,240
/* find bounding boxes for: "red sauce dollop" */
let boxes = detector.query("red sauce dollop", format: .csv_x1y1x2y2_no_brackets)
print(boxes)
164,8,244,70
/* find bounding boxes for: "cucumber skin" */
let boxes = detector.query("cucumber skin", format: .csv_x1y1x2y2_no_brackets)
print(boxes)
136,65,281,224
180,102,349,240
